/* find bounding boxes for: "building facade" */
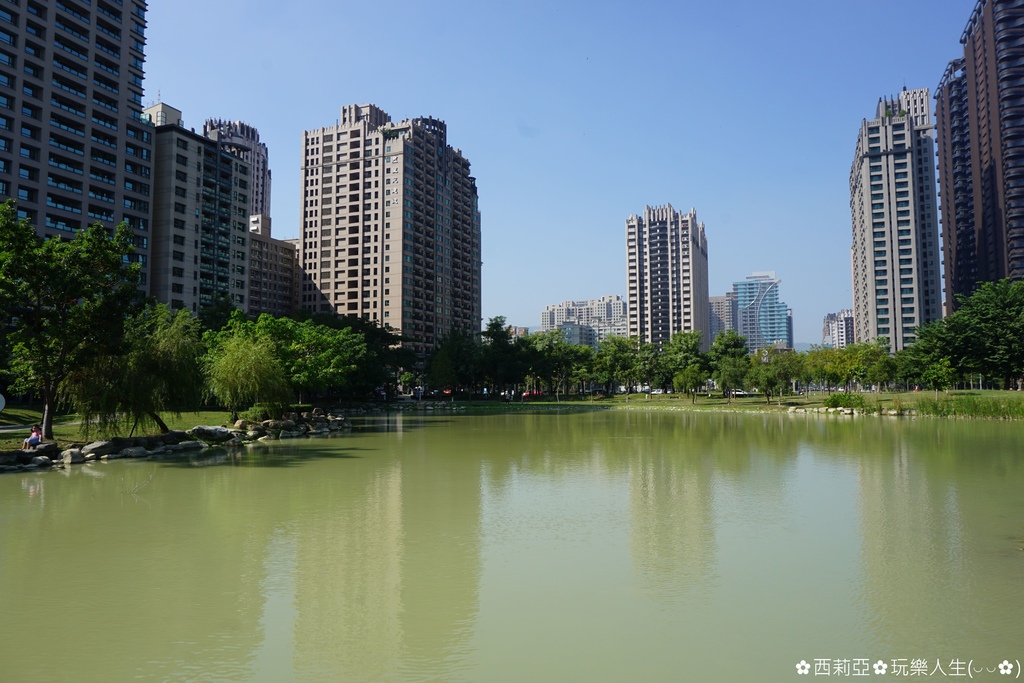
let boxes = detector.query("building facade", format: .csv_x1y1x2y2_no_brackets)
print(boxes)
247,214,296,318
708,292,735,343
298,104,481,357
199,119,288,317
203,118,271,218
850,88,943,351
822,309,855,349
539,294,626,344
146,103,251,312
626,204,709,350
0,0,153,282
732,272,791,351
935,0,1024,313
556,321,598,348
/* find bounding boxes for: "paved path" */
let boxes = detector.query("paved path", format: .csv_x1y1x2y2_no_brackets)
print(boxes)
0,424,33,433
0,422,79,433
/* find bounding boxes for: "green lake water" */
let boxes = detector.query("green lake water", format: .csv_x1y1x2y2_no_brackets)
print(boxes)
1,410,1023,682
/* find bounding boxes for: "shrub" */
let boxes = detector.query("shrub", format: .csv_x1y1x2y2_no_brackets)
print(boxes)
239,402,285,423
890,395,905,415
823,393,866,409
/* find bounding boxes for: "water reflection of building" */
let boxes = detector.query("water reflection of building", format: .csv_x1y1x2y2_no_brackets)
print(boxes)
619,413,719,600
628,448,718,600
854,423,1024,656
291,462,405,679
624,413,805,602
288,430,484,679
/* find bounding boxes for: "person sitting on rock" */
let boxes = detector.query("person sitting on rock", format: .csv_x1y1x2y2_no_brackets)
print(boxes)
22,425,41,450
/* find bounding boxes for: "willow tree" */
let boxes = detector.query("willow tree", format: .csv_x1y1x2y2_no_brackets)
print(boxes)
205,334,290,422
63,305,205,436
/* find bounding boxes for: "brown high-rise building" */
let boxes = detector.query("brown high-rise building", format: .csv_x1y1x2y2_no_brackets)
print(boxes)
0,0,153,283
247,214,296,318
935,0,1024,313
298,104,481,357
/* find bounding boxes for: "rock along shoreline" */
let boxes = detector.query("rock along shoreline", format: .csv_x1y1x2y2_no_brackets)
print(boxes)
0,407,360,475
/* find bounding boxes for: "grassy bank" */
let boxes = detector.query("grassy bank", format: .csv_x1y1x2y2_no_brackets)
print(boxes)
457,389,1024,419
911,392,1024,419
0,408,232,452
4,389,1023,452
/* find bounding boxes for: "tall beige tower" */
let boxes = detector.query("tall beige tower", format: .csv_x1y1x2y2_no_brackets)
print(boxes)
298,105,481,357
626,204,710,351
849,88,942,351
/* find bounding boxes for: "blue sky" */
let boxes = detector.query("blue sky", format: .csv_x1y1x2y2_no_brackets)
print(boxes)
144,0,971,343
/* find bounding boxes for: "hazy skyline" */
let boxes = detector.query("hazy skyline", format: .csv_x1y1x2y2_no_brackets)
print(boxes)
144,0,972,342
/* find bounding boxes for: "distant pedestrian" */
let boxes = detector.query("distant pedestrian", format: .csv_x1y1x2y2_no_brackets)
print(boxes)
22,425,41,449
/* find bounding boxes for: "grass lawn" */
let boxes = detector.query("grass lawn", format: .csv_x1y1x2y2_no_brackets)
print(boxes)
0,406,234,452
455,388,1024,418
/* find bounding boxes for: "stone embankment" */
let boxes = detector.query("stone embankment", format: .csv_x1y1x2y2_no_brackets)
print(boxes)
0,408,353,475
787,406,916,416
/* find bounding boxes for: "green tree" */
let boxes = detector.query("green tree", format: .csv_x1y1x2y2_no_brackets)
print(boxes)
480,316,528,394
663,330,706,387
287,310,410,399
426,327,480,392
804,345,844,394
634,341,662,395
748,348,804,405
527,330,589,401
63,305,205,435
205,333,291,422
845,341,889,390
921,356,956,397
0,204,141,439
896,321,958,391
707,330,748,400
399,371,416,392
254,315,366,402
569,344,598,395
950,279,1024,388
717,355,750,403
595,335,639,398
673,363,709,403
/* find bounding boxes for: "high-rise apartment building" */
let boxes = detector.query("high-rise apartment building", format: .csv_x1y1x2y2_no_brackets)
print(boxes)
539,294,627,343
708,292,735,343
935,0,1024,313
247,214,296,318
732,272,791,351
850,88,943,351
626,204,709,350
145,103,251,312
0,0,153,282
822,309,855,349
203,118,271,218
199,119,291,317
556,321,598,348
298,104,481,357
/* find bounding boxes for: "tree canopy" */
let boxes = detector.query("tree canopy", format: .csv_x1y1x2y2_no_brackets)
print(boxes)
0,203,140,438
